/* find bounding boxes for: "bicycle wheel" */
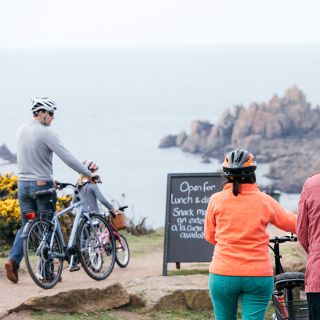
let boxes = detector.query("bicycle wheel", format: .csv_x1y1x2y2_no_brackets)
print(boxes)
115,234,130,268
77,214,115,280
23,219,63,289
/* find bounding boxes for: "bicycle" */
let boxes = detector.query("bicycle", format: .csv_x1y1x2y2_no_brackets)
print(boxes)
22,182,116,289
106,206,130,268
269,234,309,319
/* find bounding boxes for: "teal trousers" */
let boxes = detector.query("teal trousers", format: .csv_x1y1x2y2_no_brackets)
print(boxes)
208,273,274,320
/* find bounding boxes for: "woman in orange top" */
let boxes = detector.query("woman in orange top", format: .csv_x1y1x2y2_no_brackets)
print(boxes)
204,149,296,320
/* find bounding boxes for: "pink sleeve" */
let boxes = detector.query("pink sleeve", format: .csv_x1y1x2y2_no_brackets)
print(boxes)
297,186,309,253
204,196,217,245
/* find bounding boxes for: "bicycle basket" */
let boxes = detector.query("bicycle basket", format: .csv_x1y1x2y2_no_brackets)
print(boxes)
273,293,309,319
111,213,127,230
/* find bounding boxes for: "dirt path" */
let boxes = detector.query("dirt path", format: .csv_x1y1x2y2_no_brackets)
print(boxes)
0,248,163,315
0,225,288,319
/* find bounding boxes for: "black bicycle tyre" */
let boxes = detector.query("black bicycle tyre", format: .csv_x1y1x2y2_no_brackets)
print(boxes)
23,219,63,289
77,214,116,281
115,234,130,268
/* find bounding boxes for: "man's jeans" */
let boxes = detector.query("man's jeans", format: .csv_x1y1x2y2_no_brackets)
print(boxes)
9,180,56,267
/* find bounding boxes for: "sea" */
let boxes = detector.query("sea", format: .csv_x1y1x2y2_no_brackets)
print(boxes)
1,45,320,227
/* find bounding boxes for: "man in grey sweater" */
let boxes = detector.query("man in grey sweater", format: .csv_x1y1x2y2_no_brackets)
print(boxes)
5,97,98,283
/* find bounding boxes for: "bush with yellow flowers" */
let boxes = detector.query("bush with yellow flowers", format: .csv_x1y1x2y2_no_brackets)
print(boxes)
0,173,72,244
0,174,19,242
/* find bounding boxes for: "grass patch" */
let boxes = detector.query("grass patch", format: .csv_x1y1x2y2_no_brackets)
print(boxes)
168,269,208,276
31,305,275,320
30,300,276,320
123,227,164,256
31,309,214,320
147,310,213,319
31,311,119,320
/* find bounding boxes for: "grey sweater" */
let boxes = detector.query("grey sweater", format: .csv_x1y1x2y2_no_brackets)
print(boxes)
17,120,93,180
78,183,113,213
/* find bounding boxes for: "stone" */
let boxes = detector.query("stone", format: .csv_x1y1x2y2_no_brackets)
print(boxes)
0,144,17,164
126,275,212,311
158,135,177,148
0,309,8,320
176,131,188,147
284,85,306,103
201,157,211,164
11,283,130,313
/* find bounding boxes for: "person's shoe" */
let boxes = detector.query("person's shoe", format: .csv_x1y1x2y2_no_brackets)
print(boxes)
5,259,19,284
69,264,80,272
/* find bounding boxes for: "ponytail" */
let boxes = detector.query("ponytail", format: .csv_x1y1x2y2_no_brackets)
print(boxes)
232,179,241,196
225,173,256,197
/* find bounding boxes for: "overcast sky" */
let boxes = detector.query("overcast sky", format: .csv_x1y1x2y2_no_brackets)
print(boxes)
1,0,319,48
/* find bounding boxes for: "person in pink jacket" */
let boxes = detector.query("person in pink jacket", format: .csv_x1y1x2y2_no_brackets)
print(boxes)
297,173,320,320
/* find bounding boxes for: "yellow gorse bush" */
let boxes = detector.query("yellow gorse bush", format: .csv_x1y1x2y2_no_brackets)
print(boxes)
0,173,18,199
0,198,20,222
0,174,20,242
0,173,72,242
56,195,73,212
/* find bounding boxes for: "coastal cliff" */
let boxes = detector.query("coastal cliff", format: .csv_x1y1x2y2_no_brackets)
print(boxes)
0,144,16,164
159,86,320,193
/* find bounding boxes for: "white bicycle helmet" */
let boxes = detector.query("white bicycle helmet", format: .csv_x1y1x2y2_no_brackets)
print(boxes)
82,160,99,172
31,97,57,113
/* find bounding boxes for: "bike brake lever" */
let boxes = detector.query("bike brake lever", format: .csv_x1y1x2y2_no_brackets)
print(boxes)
286,233,297,241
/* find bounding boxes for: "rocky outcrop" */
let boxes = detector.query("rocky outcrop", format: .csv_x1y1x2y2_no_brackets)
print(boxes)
159,134,178,148
159,86,320,193
0,145,17,164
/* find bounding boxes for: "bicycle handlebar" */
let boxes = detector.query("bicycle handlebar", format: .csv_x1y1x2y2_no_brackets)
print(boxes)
55,181,91,190
55,182,76,189
269,234,297,244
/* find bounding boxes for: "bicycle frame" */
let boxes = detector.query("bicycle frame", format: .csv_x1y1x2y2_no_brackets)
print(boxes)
269,235,308,320
269,238,285,276
49,201,104,267
52,201,81,252
23,182,117,289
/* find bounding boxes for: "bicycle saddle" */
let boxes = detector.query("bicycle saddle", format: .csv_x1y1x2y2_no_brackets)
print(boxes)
34,188,56,200
274,272,305,290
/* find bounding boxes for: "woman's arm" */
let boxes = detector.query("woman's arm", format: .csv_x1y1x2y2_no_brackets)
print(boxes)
91,184,114,211
297,186,310,253
269,197,297,234
204,196,217,245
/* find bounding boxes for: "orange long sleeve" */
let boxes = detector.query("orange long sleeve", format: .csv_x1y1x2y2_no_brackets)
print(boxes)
204,183,297,276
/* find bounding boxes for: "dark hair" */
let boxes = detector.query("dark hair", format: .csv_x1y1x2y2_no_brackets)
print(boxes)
33,108,46,116
225,173,256,196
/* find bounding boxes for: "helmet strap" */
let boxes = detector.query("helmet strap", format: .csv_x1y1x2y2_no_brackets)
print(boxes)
42,114,48,126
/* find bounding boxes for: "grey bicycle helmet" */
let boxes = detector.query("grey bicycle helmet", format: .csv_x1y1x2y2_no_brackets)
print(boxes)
223,149,257,177
31,97,57,113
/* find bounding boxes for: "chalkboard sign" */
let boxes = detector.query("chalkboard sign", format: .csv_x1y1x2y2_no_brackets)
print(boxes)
162,173,225,276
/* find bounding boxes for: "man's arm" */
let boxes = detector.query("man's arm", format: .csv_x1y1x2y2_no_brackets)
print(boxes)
46,130,93,177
